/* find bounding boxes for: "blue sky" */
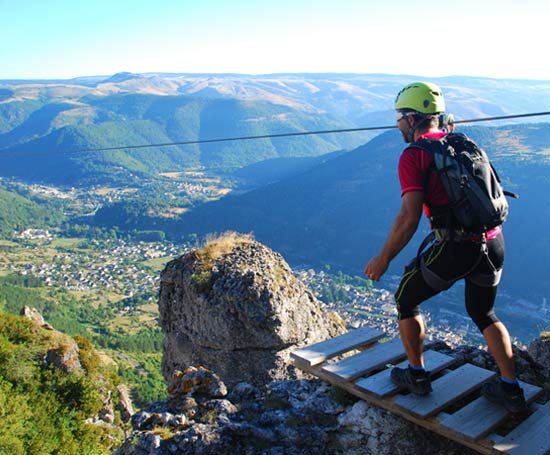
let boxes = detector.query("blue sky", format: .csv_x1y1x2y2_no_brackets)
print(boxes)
2,0,548,80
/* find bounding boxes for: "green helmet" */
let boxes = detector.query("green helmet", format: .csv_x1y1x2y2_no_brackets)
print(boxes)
394,82,445,114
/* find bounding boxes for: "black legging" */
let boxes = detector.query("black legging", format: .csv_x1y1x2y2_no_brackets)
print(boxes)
395,233,505,332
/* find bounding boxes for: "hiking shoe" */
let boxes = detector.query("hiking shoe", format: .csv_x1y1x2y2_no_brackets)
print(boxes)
390,366,432,396
482,380,528,414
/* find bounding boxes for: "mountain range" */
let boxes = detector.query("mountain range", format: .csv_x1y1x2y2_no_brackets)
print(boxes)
2,73,550,184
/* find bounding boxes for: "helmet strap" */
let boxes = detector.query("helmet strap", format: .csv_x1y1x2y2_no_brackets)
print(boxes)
404,115,417,142
405,114,436,141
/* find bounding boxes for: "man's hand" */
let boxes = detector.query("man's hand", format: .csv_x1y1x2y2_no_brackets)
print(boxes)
364,255,389,281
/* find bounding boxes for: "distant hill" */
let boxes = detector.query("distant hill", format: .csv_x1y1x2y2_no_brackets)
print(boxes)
230,149,348,188
166,123,550,299
1,73,550,185
0,185,65,238
0,94,367,185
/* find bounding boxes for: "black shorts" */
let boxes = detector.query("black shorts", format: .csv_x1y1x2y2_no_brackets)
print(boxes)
394,232,505,332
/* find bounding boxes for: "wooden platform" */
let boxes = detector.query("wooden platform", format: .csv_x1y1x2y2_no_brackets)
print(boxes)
291,327,549,455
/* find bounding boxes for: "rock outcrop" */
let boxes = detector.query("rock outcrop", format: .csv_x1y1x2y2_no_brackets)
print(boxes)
529,333,550,379
158,233,346,388
21,305,84,373
21,305,54,330
115,363,484,455
21,307,135,425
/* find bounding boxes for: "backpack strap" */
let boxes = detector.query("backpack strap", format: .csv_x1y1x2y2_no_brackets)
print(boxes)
407,138,439,196
408,137,457,229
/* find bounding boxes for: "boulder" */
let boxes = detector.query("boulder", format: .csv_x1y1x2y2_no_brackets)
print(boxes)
21,305,54,330
158,233,346,387
116,384,135,423
44,339,83,373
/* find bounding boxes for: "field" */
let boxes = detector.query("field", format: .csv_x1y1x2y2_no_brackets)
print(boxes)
0,235,176,334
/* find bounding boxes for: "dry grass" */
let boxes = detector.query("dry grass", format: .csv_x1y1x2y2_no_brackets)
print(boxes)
328,311,347,329
197,231,254,268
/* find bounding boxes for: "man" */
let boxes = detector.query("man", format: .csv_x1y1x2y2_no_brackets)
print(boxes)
364,82,527,413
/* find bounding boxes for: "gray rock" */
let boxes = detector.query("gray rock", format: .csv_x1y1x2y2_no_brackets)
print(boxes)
158,236,346,388
336,400,479,455
529,335,550,379
117,384,135,423
139,433,162,451
21,306,54,330
167,366,227,398
44,340,82,373
227,382,261,403
203,399,238,416
131,410,187,432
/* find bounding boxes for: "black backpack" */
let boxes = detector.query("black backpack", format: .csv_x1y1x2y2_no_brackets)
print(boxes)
411,132,516,233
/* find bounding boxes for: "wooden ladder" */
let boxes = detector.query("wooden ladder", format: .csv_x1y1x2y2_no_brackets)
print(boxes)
291,326,549,455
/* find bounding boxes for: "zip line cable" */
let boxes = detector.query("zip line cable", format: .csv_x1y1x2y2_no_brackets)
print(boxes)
0,125,397,158
453,111,550,124
1,110,550,158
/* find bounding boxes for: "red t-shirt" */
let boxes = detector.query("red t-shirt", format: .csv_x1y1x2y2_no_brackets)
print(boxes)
398,131,449,221
398,131,502,238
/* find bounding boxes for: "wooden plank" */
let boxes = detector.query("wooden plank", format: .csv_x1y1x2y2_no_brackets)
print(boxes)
293,355,500,455
493,402,550,455
394,363,496,418
293,335,549,455
356,350,458,397
290,325,385,367
321,337,406,381
441,382,543,440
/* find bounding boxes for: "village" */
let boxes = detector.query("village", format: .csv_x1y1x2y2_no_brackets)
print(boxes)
4,226,544,349
6,235,185,301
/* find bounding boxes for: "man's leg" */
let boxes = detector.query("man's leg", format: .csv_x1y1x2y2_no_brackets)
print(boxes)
465,271,527,412
392,241,450,395
481,320,527,412
398,315,426,368
483,321,516,380
391,314,432,395
393,276,433,395
465,275,516,381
